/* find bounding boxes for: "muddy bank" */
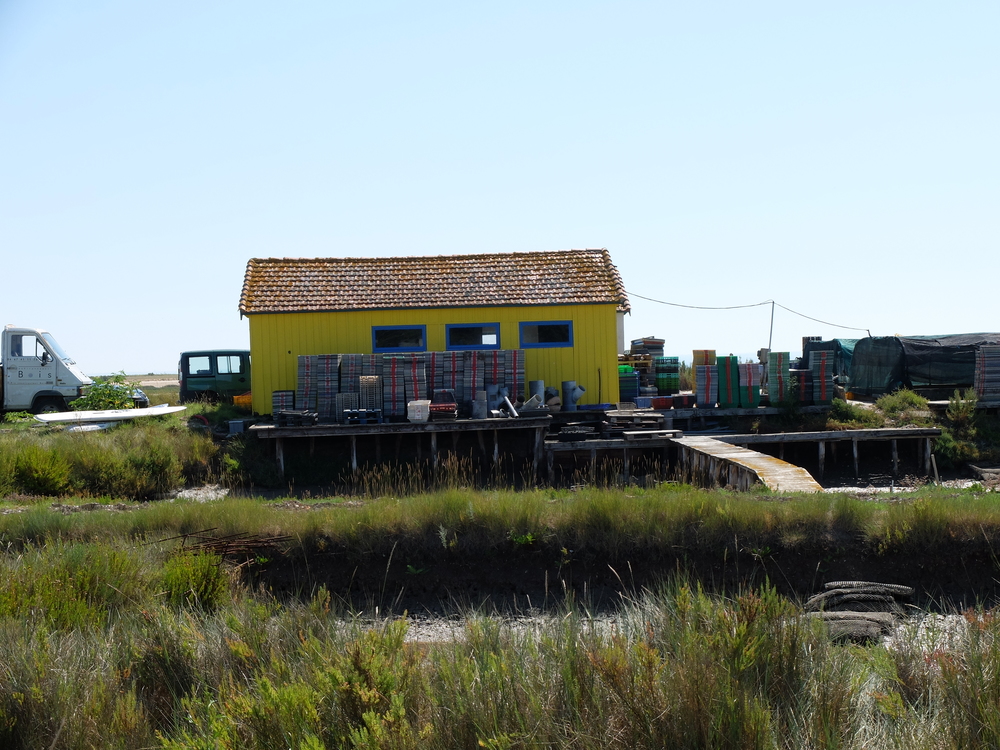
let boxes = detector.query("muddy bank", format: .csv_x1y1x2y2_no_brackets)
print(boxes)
251,539,1000,616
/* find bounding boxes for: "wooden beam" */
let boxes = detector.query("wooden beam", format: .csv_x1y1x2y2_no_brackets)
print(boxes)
852,437,859,480
533,426,544,481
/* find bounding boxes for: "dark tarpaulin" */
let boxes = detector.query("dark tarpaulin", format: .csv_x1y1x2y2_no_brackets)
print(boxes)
848,333,1000,396
849,337,907,396
901,333,1000,388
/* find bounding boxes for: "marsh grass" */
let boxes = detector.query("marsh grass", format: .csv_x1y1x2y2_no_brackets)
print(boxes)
2,561,1000,748
3,484,1000,571
0,421,219,499
6,483,1000,747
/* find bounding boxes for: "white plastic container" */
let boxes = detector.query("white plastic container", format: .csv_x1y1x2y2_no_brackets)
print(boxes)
407,399,431,423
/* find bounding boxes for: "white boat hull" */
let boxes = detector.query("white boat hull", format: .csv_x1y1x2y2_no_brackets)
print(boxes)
35,404,187,424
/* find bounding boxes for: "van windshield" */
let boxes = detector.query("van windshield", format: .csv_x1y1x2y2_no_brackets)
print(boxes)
41,333,74,363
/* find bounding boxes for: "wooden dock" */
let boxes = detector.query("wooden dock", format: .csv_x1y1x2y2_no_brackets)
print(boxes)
250,416,551,477
543,431,681,484
713,427,940,480
672,436,824,493
248,413,941,493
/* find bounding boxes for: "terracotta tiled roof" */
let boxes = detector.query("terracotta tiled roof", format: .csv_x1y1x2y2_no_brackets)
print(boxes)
239,249,630,315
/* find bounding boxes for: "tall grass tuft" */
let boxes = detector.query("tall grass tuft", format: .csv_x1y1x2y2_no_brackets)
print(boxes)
0,421,217,499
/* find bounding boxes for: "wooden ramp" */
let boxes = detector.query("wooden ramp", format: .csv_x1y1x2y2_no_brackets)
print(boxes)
672,436,823,493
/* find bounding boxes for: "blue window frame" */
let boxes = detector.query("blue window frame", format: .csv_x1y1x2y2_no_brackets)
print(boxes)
445,323,500,351
372,325,426,352
519,321,573,348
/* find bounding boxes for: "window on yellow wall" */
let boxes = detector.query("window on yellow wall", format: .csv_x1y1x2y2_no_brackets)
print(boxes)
372,325,426,352
519,321,573,348
445,324,500,350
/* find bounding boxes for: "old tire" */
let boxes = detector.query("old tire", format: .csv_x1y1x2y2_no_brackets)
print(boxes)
33,397,66,414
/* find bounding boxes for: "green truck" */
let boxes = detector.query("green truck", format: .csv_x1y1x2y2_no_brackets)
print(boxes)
178,350,251,403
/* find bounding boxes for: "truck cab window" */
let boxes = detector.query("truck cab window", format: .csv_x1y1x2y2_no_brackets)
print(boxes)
10,334,45,359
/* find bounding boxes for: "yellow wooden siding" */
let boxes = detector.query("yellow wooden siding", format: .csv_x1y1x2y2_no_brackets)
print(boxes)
248,303,621,414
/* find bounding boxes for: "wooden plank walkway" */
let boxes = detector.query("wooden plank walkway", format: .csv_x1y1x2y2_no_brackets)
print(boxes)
672,436,824,493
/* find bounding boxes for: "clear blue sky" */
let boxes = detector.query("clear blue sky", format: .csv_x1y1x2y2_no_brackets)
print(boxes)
2,2,997,374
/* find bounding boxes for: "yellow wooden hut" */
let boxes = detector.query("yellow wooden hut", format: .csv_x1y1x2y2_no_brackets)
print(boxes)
238,248,630,414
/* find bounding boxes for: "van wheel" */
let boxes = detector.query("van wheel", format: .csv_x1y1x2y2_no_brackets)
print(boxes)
33,397,66,414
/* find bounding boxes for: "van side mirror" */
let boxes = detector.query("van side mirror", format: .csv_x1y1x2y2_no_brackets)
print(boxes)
40,351,51,366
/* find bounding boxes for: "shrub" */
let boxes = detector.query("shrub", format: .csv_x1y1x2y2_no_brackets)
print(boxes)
161,552,230,610
71,371,135,411
933,429,979,469
827,398,884,429
0,542,148,630
946,388,978,440
876,389,928,422
13,441,71,496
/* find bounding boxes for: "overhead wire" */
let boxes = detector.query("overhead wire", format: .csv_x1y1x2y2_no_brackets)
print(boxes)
626,291,871,337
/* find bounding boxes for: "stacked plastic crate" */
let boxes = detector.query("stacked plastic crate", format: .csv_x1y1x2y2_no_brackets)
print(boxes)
403,353,427,406
381,355,408,418
433,352,463,401
504,349,526,402
767,352,791,403
295,355,318,412
315,354,341,420
654,356,680,395
462,351,485,413
339,354,363,393
272,390,295,412
482,350,506,394
695,365,717,407
692,349,716,368
359,375,382,412
809,350,834,404
975,345,1000,400
361,354,382,380
630,337,665,357
789,369,812,404
739,362,761,407
618,365,640,403
717,356,740,408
